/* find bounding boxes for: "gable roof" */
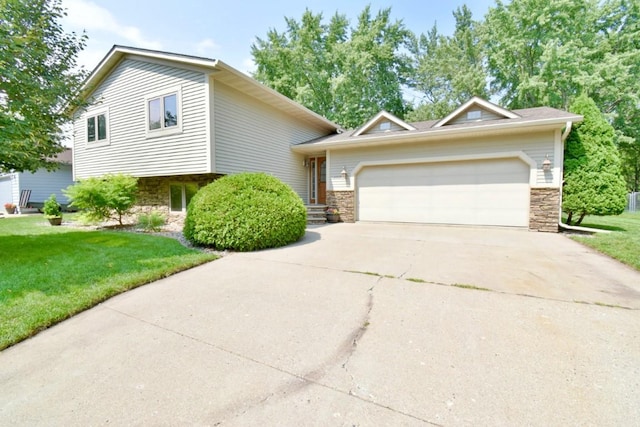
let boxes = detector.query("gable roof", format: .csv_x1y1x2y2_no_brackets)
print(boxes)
353,110,417,136
433,96,520,128
77,45,341,132
292,103,582,153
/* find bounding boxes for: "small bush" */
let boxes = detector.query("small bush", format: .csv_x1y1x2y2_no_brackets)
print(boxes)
138,211,166,232
64,174,138,225
42,194,62,218
184,173,307,251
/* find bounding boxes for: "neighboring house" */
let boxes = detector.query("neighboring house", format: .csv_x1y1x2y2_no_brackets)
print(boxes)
295,98,582,232
0,148,74,211
73,46,581,232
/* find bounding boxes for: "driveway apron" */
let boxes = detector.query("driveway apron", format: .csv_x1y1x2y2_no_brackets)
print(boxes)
1,223,639,425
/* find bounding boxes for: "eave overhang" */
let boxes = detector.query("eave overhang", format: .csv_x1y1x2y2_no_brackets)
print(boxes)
292,116,582,154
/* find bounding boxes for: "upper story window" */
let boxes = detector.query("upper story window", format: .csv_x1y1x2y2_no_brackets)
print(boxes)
146,87,182,137
86,107,109,146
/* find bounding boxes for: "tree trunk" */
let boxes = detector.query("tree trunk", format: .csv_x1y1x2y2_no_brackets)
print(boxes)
575,212,587,226
566,211,573,225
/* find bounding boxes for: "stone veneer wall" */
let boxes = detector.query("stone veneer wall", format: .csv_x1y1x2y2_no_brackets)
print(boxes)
529,187,560,232
326,190,355,222
134,174,223,229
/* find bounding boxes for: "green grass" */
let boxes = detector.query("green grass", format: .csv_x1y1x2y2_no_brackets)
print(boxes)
0,215,217,350
451,283,491,291
567,212,640,271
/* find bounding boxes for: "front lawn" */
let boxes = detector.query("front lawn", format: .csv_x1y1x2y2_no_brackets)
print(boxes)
0,216,217,350
567,212,640,271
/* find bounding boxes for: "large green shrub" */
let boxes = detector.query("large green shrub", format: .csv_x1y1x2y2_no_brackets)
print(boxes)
184,173,307,251
64,174,138,225
563,95,627,225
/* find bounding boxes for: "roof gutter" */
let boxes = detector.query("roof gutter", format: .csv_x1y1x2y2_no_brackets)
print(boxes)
293,117,579,153
557,120,574,230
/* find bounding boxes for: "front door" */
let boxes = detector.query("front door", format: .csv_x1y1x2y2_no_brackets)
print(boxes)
309,156,326,204
317,157,326,204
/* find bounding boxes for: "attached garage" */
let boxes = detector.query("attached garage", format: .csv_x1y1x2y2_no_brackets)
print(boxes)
357,158,530,227
293,97,583,232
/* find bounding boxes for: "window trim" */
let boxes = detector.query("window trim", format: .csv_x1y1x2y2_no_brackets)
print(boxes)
145,87,183,138
85,107,110,147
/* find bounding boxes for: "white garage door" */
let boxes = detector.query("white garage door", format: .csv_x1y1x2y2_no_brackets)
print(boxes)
357,158,530,227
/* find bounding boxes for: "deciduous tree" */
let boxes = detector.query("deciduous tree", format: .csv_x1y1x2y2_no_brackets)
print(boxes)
251,6,412,128
64,174,138,225
408,5,489,122
0,0,87,173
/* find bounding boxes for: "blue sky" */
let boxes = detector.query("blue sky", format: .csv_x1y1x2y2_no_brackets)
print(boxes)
61,0,496,75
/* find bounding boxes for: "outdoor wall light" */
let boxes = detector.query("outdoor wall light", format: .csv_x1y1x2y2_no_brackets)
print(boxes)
341,166,348,179
542,154,552,172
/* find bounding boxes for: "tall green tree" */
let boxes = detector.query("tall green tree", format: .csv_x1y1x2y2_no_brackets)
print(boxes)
251,6,412,128
599,0,640,191
0,0,87,173
408,5,489,121
484,0,598,110
484,0,639,189
563,95,627,225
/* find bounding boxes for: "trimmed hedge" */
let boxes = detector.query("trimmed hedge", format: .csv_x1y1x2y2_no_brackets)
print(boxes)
184,173,307,251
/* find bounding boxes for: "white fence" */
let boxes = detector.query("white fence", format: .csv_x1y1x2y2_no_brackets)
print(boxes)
628,192,639,212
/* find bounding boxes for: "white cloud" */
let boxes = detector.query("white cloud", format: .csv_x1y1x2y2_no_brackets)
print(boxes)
242,57,256,75
195,38,220,57
62,0,162,50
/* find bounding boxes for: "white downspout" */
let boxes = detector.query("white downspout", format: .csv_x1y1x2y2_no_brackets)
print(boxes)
561,121,572,142
558,121,573,231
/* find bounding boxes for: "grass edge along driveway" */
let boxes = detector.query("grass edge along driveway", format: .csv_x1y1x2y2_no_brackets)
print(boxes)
0,216,217,351
567,212,640,271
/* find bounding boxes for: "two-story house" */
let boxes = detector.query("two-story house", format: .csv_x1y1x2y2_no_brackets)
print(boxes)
72,45,339,225
73,46,581,232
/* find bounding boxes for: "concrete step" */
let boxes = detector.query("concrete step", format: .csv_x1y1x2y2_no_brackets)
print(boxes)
306,205,327,224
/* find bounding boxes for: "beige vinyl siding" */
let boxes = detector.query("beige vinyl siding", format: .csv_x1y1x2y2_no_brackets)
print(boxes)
448,108,504,125
73,59,209,179
213,81,328,200
362,120,407,135
329,130,556,191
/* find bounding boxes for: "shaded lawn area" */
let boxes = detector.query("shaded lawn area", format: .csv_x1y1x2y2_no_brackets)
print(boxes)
567,212,640,271
0,216,217,350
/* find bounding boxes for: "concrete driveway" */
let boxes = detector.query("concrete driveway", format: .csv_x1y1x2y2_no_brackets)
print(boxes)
1,223,639,425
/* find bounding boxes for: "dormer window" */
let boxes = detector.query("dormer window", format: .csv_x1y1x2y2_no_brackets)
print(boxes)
467,110,482,120
379,121,391,131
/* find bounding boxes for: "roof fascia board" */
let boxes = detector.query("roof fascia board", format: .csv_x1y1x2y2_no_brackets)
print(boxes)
292,117,579,153
214,60,341,131
76,45,341,132
353,110,416,136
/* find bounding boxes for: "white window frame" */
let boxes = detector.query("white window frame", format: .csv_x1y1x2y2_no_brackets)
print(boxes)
145,86,183,138
85,107,110,147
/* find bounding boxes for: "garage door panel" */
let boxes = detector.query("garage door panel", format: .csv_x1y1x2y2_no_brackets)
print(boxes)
357,159,530,227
